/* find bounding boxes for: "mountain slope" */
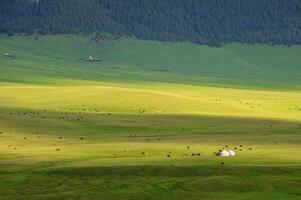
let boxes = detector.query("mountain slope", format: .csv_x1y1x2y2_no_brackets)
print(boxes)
1,0,300,45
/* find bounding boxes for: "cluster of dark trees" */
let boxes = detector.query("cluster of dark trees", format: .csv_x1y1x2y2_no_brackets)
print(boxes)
1,0,300,45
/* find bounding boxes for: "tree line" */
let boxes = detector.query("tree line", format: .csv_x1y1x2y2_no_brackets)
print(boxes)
1,0,300,46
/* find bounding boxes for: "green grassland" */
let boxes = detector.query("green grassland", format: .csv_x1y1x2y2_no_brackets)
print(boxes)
0,35,301,199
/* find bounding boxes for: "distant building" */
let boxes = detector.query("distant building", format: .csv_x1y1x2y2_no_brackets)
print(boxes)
4,53,15,58
88,56,100,62
219,150,230,157
228,150,236,156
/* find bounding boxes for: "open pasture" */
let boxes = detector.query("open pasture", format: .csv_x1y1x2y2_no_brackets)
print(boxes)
1,109,301,200
1,107,301,199
0,35,301,199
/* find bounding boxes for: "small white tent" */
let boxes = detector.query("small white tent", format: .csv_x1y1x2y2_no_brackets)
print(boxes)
228,150,236,156
219,150,230,157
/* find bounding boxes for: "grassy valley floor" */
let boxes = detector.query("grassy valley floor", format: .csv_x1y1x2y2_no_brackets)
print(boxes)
0,35,300,199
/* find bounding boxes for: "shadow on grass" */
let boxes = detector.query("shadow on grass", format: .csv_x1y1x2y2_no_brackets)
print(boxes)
1,165,301,200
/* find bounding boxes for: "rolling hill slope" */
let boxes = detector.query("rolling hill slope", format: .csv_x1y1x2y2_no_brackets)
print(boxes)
1,35,301,89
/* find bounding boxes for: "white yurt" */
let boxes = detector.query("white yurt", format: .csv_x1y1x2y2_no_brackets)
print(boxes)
219,150,230,157
228,150,236,156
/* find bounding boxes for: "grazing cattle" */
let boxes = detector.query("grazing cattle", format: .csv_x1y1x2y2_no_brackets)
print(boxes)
225,145,228,148
249,148,252,150
59,137,63,139
239,145,243,147
167,154,171,158
56,148,60,151
24,137,27,140
187,146,190,149
80,137,84,140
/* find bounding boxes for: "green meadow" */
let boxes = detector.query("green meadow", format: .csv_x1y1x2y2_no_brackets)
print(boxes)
0,35,301,199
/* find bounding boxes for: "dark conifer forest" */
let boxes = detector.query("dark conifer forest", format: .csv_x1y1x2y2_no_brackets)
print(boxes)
1,0,300,45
